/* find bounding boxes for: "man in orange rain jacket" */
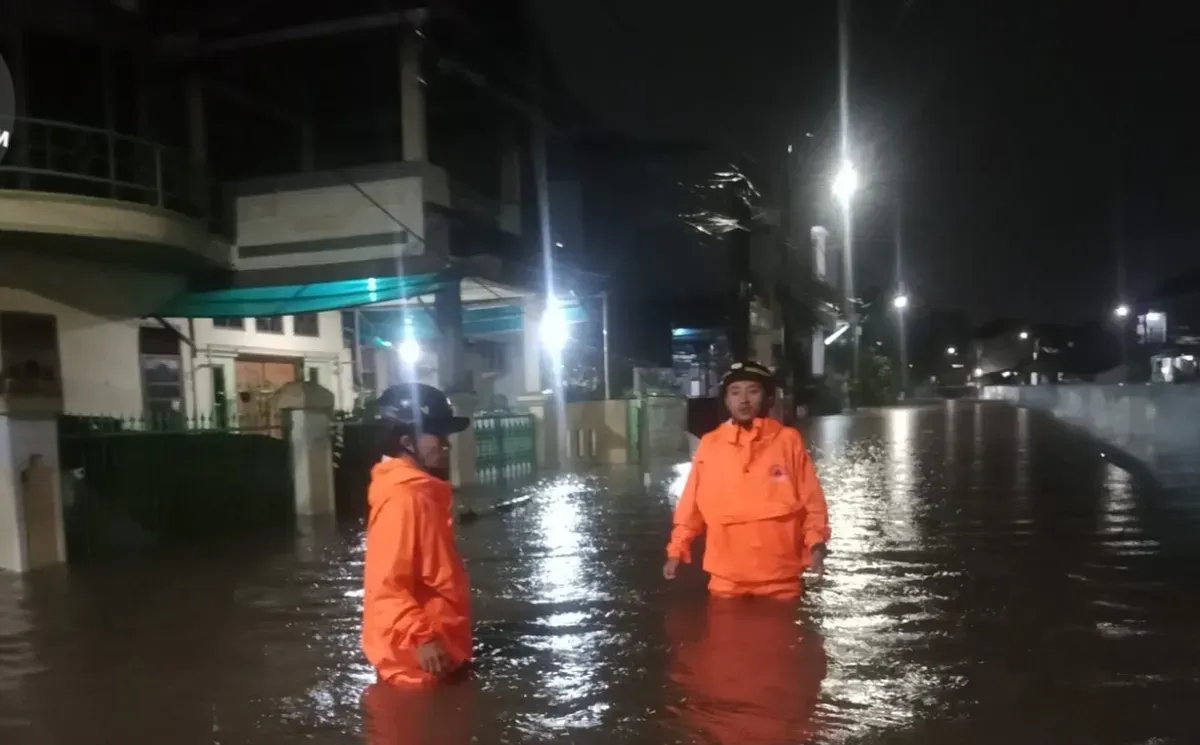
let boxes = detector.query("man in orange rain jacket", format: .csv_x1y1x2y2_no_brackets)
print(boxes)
664,361,831,599
362,383,473,686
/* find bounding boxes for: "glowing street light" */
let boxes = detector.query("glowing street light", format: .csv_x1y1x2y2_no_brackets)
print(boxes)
973,367,984,378
1114,304,1130,318
398,337,421,365
946,346,957,356
892,293,909,310
539,296,570,353
1019,330,1029,340
831,160,859,206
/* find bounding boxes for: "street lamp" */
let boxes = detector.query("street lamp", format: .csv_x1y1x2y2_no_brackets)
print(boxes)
539,295,570,354
832,160,859,206
1019,330,1029,340
832,159,861,406
398,337,421,366
1113,304,1132,376
892,291,910,399
946,346,957,356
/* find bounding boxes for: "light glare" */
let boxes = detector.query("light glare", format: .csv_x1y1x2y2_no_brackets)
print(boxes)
398,338,421,365
832,160,859,205
540,296,570,353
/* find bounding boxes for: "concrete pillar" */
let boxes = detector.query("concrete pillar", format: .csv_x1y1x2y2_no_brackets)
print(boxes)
372,347,391,396
500,146,522,235
810,226,830,378
517,393,558,471
186,73,207,168
447,392,477,487
522,296,544,395
273,382,336,518
185,72,209,214
0,413,67,573
434,282,466,392
400,29,427,162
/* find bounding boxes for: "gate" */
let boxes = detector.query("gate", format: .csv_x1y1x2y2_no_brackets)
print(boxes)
58,413,293,562
475,412,536,485
332,418,386,519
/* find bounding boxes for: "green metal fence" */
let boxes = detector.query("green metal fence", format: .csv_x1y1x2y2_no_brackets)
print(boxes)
475,412,536,485
332,415,386,519
58,413,293,562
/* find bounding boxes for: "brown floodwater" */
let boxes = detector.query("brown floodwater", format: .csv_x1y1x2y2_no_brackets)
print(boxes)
3,401,1200,744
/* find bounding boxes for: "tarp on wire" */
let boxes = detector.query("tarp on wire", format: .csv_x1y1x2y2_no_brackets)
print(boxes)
360,301,589,343
156,273,453,318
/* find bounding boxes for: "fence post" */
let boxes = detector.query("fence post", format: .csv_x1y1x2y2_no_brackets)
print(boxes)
0,411,67,572
273,381,336,519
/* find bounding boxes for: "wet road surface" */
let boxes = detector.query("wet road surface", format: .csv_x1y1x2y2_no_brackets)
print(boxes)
4,401,1200,744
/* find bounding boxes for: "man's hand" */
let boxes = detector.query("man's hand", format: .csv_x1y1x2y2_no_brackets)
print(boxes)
663,557,681,580
808,544,827,580
416,639,453,677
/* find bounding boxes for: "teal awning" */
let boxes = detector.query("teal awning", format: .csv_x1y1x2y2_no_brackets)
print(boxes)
157,273,453,317
361,301,588,343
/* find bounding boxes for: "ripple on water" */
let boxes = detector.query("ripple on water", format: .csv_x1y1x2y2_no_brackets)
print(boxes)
2,405,1199,744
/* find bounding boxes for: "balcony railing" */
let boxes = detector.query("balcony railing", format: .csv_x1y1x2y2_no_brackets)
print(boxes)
0,117,215,225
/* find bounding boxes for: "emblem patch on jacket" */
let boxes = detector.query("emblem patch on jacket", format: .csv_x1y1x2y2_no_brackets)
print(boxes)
769,465,788,481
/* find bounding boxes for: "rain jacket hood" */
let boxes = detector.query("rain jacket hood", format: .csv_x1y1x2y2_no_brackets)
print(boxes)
362,457,472,686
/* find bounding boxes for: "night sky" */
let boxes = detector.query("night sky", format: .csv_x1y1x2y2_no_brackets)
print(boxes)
532,0,1200,324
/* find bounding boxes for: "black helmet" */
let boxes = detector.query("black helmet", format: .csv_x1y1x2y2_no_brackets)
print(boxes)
376,383,471,436
721,361,775,392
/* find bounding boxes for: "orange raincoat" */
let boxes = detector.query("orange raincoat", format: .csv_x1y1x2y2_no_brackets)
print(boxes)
667,417,830,598
362,457,472,686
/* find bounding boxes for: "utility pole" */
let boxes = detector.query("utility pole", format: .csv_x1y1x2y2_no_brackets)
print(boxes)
727,189,752,361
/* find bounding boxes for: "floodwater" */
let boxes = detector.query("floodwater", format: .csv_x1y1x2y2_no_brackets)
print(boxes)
4,401,1200,744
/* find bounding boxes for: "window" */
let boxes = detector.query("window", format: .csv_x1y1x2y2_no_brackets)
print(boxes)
307,367,320,384
0,312,62,399
213,317,246,330
293,313,320,337
255,316,284,334
139,327,184,428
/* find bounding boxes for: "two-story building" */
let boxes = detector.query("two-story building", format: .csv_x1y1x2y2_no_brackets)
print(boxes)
1,1,590,419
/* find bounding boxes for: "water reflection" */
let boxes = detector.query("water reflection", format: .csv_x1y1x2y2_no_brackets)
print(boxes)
664,596,826,743
361,677,476,745
3,404,1200,744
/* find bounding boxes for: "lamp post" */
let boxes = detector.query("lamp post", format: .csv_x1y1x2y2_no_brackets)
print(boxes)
1020,330,1041,385
833,160,860,406
893,292,909,399
1113,304,1131,376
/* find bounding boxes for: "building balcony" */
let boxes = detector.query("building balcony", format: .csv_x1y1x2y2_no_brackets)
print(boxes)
0,117,231,273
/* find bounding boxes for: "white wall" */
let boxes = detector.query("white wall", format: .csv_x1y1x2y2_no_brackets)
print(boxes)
0,288,143,416
234,177,426,272
464,335,525,410
0,287,354,420
166,312,354,416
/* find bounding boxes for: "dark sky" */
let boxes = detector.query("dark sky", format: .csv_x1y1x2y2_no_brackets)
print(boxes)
530,0,1200,324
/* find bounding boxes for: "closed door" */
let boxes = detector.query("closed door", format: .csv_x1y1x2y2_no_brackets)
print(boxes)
235,358,298,429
